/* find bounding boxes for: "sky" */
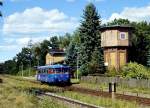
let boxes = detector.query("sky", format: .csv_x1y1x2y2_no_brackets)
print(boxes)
0,0,150,63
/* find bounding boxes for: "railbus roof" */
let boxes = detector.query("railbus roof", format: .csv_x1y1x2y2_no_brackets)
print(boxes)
37,64,70,70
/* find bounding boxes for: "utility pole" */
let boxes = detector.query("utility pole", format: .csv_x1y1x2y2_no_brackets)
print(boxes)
22,62,23,77
28,39,33,76
77,52,79,80
75,47,79,80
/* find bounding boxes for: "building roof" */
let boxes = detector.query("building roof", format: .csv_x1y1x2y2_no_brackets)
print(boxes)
48,49,66,55
100,25,133,31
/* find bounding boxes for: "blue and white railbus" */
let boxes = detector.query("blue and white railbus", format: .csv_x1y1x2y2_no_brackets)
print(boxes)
36,64,71,84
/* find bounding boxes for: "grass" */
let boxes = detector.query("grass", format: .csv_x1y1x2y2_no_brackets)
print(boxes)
3,75,63,92
0,75,68,108
73,81,150,95
57,91,140,108
0,75,148,108
71,78,80,83
72,81,107,91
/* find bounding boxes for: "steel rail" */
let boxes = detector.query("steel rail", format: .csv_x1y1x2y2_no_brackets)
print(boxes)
35,91,104,108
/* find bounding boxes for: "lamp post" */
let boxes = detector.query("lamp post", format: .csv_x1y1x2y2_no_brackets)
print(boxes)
77,53,79,80
28,39,33,76
21,62,23,77
75,47,79,80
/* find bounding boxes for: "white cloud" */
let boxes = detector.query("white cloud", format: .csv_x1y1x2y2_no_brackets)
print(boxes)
0,45,18,51
3,36,50,48
3,7,79,35
104,5,150,23
16,36,50,46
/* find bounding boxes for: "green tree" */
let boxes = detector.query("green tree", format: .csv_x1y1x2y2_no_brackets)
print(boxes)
59,33,72,49
107,18,130,26
3,59,17,74
89,48,105,74
65,30,81,78
66,41,77,67
50,36,59,49
33,45,41,66
129,22,150,65
78,3,105,75
16,47,33,71
0,63,4,74
39,40,50,65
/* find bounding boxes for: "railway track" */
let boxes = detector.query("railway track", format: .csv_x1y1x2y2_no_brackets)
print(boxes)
34,90,103,108
4,75,150,106
64,86,150,106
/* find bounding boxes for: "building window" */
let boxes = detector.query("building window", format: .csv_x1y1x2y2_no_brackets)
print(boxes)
120,32,126,40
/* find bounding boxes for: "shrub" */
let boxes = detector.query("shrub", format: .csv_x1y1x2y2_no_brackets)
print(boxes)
79,63,91,76
105,67,119,77
121,62,150,79
74,69,82,79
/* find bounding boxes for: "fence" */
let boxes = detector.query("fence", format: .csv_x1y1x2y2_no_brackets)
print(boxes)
81,76,150,89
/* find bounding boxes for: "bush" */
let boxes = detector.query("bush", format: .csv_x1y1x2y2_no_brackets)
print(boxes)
121,62,150,79
105,67,119,77
79,63,91,76
74,69,82,79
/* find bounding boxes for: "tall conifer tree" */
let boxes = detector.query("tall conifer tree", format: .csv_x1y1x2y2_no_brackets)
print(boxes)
78,3,105,75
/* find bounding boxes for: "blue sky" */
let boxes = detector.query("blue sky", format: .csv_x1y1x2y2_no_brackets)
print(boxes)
0,0,150,62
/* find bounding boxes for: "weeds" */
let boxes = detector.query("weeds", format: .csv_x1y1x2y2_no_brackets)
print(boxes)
58,91,139,108
0,75,68,108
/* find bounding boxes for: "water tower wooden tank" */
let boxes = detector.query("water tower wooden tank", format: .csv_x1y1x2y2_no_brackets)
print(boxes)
100,25,132,70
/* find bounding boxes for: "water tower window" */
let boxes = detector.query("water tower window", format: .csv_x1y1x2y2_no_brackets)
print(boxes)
120,32,126,40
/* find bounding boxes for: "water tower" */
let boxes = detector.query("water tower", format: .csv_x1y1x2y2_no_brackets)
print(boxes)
100,25,132,70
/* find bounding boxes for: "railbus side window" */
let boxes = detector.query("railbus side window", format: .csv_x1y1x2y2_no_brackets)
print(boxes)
54,69,56,74
44,69,46,73
46,69,48,73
